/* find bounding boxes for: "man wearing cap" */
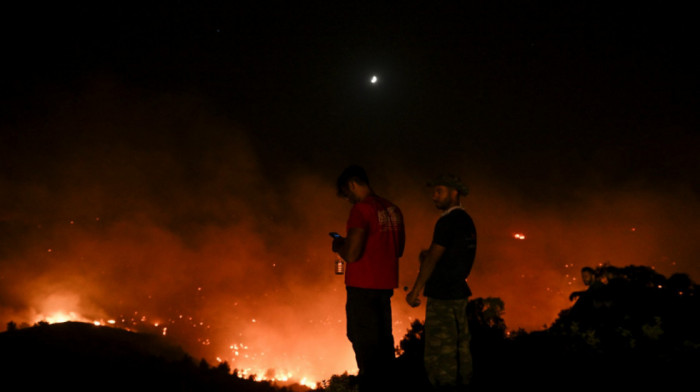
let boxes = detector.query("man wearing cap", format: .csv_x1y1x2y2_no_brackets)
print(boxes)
406,174,476,390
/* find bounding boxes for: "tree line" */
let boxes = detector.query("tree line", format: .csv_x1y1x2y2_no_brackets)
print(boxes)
323,264,699,391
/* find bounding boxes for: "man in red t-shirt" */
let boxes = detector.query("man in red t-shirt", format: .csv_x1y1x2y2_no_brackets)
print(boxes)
332,165,405,392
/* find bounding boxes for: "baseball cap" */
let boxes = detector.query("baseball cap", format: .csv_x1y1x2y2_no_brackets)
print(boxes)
427,174,469,196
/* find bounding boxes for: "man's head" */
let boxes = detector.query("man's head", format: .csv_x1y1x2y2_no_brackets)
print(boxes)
581,267,596,286
427,174,468,211
337,165,371,203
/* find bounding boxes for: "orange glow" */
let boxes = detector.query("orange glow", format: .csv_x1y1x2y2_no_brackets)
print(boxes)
38,311,83,324
1,163,698,386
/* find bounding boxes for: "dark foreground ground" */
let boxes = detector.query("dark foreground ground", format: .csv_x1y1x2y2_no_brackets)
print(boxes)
0,321,302,392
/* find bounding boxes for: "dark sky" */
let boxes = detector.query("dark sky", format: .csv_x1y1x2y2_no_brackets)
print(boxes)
2,2,697,193
1,1,698,382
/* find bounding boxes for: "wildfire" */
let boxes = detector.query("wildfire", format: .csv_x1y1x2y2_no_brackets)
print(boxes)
513,233,526,240
23,301,321,390
8,218,363,390
228,365,317,389
39,311,85,324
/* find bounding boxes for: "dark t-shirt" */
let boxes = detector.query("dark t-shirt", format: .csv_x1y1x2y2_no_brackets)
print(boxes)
424,207,477,299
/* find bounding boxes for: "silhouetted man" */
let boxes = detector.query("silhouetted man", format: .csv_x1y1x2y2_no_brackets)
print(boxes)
332,165,405,392
570,266,601,301
406,174,476,390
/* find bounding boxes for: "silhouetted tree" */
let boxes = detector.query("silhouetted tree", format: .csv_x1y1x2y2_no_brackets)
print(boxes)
666,273,695,295
319,372,359,392
541,264,700,389
394,319,429,390
395,319,424,358
216,361,231,374
465,297,507,387
467,297,506,339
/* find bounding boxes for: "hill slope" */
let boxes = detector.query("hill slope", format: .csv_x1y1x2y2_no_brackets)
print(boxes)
0,321,282,391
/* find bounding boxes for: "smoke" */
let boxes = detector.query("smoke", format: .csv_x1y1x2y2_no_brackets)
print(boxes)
0,79,366,381
1,78,698,383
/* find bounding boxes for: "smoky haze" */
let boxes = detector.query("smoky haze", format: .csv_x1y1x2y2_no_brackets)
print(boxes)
2,77,699,383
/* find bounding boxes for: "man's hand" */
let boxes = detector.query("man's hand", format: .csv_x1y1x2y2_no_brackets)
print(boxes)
569,291,581,301
419,249,428,264
405,289,421,307
332,236,345,253
335,227,366,263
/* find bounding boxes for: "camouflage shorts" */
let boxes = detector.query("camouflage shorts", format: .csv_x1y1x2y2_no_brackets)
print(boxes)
424,297,473,387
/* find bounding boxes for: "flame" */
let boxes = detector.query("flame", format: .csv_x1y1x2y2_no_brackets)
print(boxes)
229,365,317,389
24,294,325,389
38,310,86,324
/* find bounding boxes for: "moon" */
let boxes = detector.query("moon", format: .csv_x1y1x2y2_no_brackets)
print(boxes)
370,75,378,84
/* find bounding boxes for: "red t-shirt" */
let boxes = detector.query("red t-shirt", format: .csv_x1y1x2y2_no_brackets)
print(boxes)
345,195,405,289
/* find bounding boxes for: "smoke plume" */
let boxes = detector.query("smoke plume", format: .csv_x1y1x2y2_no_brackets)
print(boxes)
1,80,698,383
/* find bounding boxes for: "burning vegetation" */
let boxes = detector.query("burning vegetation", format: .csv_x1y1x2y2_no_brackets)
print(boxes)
2,264,698,391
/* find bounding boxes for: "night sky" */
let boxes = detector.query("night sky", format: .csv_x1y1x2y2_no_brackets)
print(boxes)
1,2,698,383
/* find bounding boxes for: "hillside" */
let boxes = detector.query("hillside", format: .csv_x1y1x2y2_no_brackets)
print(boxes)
0,321,290,391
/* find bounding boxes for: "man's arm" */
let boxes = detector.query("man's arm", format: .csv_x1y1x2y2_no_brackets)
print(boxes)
333,227,367,263
406,243,446,307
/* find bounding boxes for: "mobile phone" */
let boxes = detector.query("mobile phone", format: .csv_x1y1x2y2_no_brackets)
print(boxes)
329,232,342,238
